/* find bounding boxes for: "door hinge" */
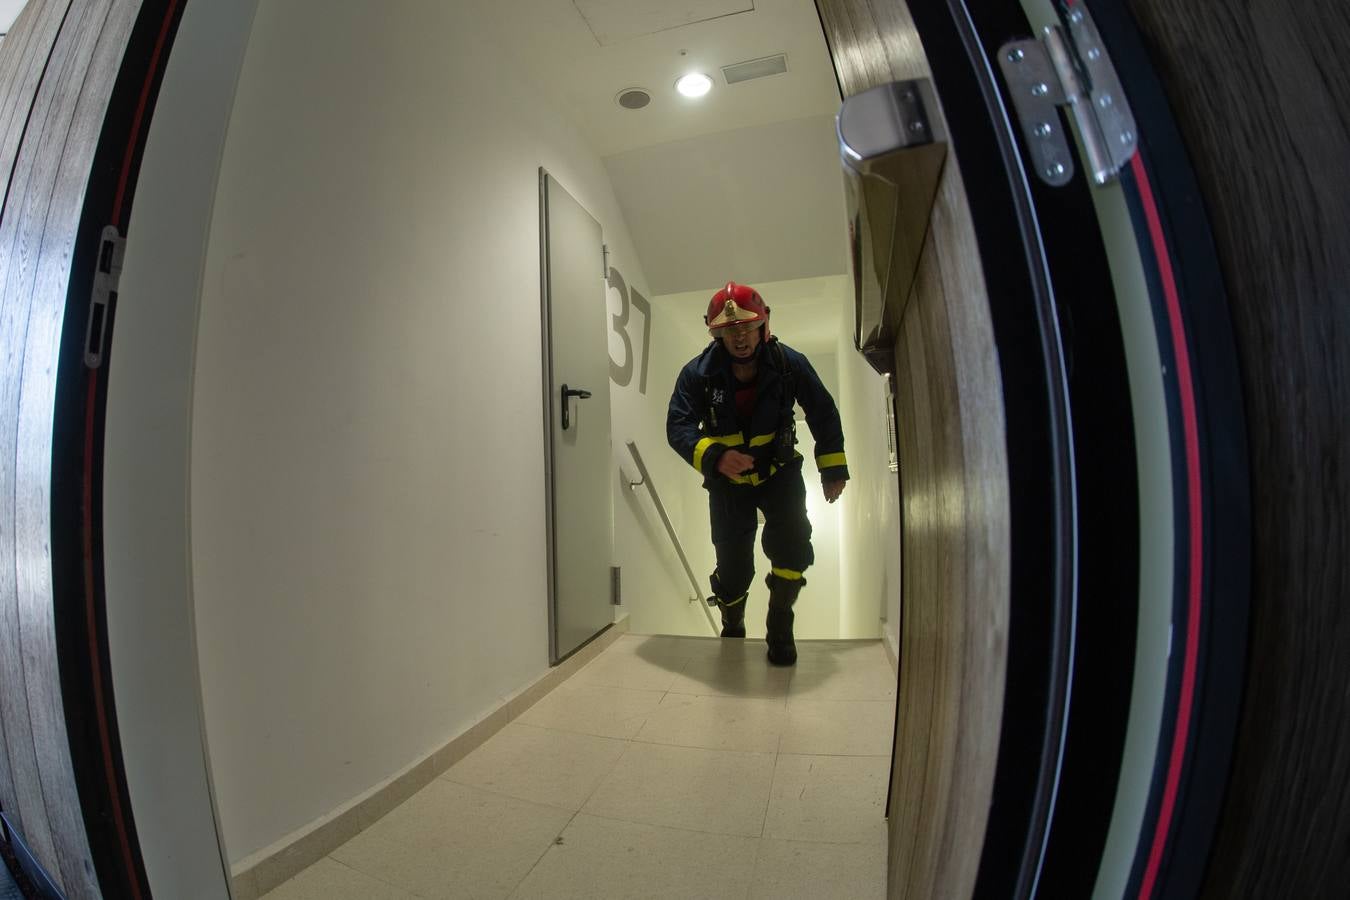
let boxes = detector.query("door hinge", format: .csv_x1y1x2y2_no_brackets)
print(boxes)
610,566,622,606
601,243,610,281
85,225,125,369
997,2,1137,187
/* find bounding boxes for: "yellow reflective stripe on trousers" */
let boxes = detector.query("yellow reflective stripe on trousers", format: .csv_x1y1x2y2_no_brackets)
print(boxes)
693,434,745,472
771,567,804,580
748,432,776,448
816,452,847,469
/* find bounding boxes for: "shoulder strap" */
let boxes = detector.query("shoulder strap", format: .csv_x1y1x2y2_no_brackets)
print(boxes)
773,341,794,407
769,341,797,461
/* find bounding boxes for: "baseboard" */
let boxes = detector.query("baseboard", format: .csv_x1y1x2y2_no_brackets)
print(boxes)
881,625,899,675
229,617,629,899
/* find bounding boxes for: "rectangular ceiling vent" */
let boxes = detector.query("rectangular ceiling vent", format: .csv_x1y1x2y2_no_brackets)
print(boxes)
721,54,788,85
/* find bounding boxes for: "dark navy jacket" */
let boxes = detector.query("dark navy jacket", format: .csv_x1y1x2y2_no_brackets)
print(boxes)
667,338,849,488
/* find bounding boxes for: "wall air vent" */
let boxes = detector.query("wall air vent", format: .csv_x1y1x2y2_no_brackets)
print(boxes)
721,54,788,85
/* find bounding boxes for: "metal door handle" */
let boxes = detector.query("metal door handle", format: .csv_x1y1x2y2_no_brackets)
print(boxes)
560,384,592,430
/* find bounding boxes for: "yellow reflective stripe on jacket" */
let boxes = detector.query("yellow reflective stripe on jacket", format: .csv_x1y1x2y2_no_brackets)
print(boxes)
692,437,715,471
816,452,848,469
748,432,776,448
771,567,804,580
692,434,744,471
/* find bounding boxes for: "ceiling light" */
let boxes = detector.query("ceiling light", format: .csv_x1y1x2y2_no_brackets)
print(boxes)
675,73,713,98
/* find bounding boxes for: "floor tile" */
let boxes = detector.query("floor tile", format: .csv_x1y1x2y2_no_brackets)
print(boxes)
516,682,666,739
763,754,889,844
511,814,758,899
441,722,628,810
749,836,887,900
330,781,571,898
347,779,572,850
570,649,687,692
260,857,418,900
266,636,903,900
607,633,735,660
780,699,894,756
667,655,793,700
583,742,775,837
635,693,786,753
793,640,890,663
787,652,896,702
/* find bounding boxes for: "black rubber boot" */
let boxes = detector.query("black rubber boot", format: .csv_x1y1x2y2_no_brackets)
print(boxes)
716,594,747,638
764,573,805,666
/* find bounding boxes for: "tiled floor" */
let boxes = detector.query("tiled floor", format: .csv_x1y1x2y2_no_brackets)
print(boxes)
262,634,896,900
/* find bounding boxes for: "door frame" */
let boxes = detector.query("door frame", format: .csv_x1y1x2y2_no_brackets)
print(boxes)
0,1,217,897
538,168,561,664
537,167,614,666
904,1,1251,897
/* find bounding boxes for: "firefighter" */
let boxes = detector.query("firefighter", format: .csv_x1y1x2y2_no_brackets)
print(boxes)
667,281,848,666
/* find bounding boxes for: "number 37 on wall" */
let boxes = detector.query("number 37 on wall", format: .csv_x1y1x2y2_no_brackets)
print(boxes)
607,266,651,395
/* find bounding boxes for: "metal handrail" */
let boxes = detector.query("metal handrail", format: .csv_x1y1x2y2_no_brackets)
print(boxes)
624,441,719,635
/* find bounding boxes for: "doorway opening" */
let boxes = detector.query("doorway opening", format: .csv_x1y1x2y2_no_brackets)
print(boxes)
101,0,915,896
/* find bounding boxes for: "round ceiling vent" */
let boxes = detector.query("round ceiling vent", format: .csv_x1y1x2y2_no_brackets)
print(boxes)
616,88,652,110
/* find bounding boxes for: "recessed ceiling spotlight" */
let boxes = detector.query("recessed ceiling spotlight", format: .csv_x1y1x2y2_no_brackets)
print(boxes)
675,72,713,98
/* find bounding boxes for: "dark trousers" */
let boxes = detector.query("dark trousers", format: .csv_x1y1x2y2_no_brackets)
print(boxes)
708,461,814,603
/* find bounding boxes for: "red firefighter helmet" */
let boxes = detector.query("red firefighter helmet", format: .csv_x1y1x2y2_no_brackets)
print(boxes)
705,281,770,337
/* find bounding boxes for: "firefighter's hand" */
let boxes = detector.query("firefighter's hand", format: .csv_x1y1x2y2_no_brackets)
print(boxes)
824,480,846,503
716,450,756,477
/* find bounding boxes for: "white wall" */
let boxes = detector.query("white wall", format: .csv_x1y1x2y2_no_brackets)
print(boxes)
836,305,903,645
0,0,26,35
602,114,847,295
191,0,651,864
789,350,843,639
